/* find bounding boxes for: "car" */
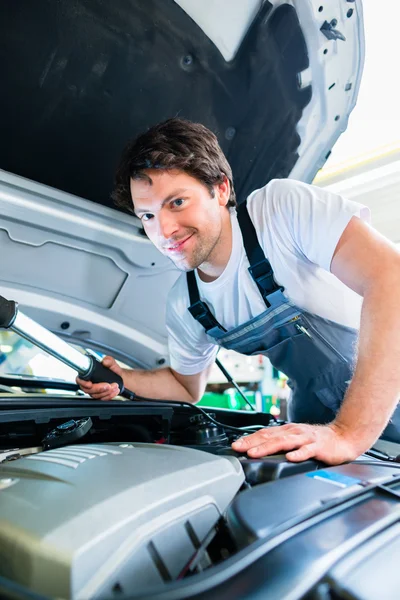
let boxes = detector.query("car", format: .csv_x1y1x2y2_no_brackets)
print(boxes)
3,2,400,599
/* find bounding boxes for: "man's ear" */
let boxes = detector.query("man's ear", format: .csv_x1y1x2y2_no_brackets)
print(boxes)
216,175,230,207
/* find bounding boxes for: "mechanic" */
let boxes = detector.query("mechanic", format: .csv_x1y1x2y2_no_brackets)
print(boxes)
77,118,400,465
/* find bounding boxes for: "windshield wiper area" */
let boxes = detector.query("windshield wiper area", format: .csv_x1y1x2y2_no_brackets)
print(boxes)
0,375,80,393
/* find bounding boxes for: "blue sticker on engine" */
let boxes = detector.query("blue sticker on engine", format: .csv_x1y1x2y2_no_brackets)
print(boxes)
306,470,361,488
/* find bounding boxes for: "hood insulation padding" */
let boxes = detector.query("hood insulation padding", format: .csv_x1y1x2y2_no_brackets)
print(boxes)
1,0,311,208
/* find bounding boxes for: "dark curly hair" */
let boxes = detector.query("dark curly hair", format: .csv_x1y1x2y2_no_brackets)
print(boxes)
111,118,236,212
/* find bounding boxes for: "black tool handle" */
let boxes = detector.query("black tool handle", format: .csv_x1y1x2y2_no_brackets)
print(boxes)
80,358,125,393
81,359,137,400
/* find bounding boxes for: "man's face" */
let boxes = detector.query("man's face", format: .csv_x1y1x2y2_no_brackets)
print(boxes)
131,169,230,271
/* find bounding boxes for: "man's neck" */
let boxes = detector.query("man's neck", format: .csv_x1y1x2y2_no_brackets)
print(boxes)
196,211,233,283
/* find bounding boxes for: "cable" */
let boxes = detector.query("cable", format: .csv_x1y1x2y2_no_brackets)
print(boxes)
128,391,273,435
364,448,396,462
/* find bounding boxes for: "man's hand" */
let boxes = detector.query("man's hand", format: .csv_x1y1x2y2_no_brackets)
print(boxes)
76,356,123,401
231,422,361,465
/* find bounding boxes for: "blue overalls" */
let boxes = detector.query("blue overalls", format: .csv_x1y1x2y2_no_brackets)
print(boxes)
187,201,400,443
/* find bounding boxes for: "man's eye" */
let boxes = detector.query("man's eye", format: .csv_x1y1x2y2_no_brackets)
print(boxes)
141,213,154,222
172,198,185,208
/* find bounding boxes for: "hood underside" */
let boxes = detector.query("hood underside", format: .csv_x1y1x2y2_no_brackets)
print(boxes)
1,0,312,206
0,0,364,367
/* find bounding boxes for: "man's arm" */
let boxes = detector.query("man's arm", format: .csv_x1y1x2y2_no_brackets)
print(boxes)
325,216,400,450
77,356,210,403
233,216,400,464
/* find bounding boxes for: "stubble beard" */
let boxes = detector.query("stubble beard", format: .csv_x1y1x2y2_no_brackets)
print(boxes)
168,226,222,273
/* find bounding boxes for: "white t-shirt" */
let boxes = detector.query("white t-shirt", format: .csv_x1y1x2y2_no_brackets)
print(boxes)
166,178,370,375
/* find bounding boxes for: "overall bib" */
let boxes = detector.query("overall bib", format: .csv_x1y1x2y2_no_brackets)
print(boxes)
186,202,400,443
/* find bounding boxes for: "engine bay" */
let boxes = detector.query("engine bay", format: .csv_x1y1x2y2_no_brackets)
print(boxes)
2,398,400,600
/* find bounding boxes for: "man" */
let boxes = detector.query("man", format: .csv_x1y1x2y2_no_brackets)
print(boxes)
78,118,400,465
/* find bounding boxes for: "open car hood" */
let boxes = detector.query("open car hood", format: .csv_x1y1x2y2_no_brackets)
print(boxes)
0,0,364,367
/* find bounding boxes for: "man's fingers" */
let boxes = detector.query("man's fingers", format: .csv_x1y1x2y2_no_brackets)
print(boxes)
231,424,319,459
76,356,122,401
101,356,123,377
232,430,272,451
76,377,92,390
286,443,317,462
232,425,312,451
89,388,119,401
77,381,120,399
231,424,358,465
102,355,114,365
90,393,116,401
245,434,312,458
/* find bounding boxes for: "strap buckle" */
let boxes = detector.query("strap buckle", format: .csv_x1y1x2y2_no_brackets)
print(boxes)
188,300,226,334
248,259,278,291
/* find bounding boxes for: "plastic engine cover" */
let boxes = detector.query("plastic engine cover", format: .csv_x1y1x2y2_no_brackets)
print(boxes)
227,461,400,547
0,442,244,599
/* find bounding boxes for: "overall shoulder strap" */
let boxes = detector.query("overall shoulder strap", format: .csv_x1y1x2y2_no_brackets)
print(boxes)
237,201,283,306
186,271,226,335
186,200,284,333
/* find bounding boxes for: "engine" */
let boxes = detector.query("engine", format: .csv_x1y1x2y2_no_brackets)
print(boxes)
2,409,400,600
0,442,243,599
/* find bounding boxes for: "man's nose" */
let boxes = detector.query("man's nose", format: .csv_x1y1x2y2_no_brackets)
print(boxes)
158,212,179,240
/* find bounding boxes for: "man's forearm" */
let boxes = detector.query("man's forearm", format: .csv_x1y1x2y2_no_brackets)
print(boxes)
333,274,400,454
120,366,196,402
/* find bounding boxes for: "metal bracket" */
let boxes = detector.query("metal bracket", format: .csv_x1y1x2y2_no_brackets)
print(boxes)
320,19,346,42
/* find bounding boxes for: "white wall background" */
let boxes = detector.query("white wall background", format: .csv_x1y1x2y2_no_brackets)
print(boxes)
324,0,400,169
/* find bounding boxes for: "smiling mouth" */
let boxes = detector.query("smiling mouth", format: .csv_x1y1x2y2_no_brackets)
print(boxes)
165,234,193,252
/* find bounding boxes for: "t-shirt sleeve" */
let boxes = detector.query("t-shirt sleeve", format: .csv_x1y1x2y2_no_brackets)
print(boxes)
264,178,371,271
165,277,219,375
